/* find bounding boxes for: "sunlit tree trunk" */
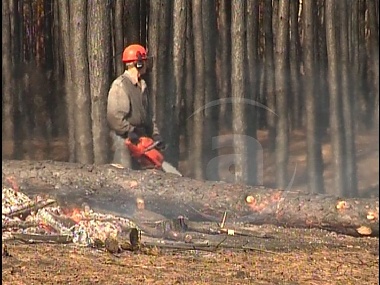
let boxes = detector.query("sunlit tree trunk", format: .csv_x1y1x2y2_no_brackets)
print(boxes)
303,0,325,194
69,1,93,164
88,1,111,164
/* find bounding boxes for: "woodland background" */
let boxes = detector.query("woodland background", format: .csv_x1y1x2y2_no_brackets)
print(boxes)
2,0,379,198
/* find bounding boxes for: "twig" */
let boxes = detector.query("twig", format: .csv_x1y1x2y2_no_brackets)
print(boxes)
220,211,227,229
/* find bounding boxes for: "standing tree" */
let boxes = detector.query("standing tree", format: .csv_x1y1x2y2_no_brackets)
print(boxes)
339,0,358,197
113,0,125,76
274,0,290,189
88,1,111,164
325,0,347,196
124,0,141,44
303,0,325,194
191,0,205,180
69,1,93,164
231,0,248,184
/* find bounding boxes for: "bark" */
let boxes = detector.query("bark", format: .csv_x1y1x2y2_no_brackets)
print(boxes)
289,0,302,129
339,1,358,197
263,0,276,150
367,0,379,128
231,0,249,184
2,0,15,149
87,1,111,164
274,0,290,189
169,0,187,168
246,0,260,184
58,0,75,162
124,0,141,44
303,0,325,194
114,0,125,76
191,0,205,180
2,159,379,238
216,0,231,126
325,0,347,197
69,1,94,164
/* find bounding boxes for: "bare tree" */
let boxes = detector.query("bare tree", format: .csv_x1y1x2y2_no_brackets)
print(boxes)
69,1,93,163
113,0,125,76
303,0,325,194
274,0,290,189
191,0,205,180
2,0,15,153
339,1,358,197
231,0,248,184
88,1,111,164
325,0,347,196
124,0,141,44
168,0,187,167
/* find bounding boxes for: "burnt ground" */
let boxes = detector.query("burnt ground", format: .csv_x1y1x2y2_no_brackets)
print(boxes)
2,129,379,284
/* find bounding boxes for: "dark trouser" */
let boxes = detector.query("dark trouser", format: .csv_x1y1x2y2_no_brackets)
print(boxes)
110,131,141,170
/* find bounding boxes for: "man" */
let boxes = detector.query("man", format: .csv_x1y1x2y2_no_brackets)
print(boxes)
107,44,165,169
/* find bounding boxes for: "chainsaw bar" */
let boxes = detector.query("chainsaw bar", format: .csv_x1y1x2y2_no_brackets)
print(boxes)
161,161,182,176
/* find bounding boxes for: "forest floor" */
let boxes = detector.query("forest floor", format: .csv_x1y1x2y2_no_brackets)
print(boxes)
2,128,379,285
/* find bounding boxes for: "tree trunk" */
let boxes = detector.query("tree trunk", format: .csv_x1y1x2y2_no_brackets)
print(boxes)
367,0,379,128
216,0,231,127
274,0,290,189
169,0,187,168
114,0,125,76
58,0,75,162
339,1,358,197
246,0,260,185
2,159,379,238
289,0,302,130
124,0,141,44
264,0,276,150
191,0,205,180
87,1,111,164
303,0,325,194
2,0,15,154
325,0,347,197
69,1,93,164
231,0,249,184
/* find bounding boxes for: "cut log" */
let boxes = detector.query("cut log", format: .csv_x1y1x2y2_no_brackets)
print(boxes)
2,160,379,237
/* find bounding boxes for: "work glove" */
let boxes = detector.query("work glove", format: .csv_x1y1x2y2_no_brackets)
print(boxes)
128,131,140,145
152,134,166,151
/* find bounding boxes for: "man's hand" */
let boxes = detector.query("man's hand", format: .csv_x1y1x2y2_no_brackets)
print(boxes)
152,134,166,151
128,131,140,145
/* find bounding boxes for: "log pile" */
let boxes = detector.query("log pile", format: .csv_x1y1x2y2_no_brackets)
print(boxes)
2,159,379,238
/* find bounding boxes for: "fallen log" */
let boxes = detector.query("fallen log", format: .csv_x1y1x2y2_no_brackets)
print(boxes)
2,159,379,237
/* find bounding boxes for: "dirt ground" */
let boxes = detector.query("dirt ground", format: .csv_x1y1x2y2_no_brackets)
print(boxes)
2,225,379,285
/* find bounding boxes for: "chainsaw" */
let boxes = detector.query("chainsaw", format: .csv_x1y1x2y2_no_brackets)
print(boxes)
125,136,182,176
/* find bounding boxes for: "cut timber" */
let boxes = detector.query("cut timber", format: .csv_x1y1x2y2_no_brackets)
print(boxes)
2,160,379,237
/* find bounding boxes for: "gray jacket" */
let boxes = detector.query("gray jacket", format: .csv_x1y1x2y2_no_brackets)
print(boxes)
107,71,160,138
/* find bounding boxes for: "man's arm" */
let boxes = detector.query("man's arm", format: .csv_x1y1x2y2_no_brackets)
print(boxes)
107,82,134,137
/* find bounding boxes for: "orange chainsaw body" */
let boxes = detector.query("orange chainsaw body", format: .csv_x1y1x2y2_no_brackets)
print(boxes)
125,136,164,169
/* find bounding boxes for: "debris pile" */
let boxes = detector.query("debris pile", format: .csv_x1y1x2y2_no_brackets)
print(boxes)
2,186,138,248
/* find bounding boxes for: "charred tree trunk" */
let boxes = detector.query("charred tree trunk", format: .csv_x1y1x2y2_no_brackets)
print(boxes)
303,0,325,194
58,0,75,162
114,0,125,76
124,0,141,44
339,1,358,197
263,0,276,151
168,0,187,168
274,0,290,189
246,0,260,185
216,0,231,127
2,159,379,238
191,0,205,180
289,0,302,130
87,1,111,164
231,0,249,184
2,0,15,155
325,0,347,197
69,1,93,164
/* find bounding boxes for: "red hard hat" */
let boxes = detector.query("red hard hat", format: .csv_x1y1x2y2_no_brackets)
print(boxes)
122,44,148,63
